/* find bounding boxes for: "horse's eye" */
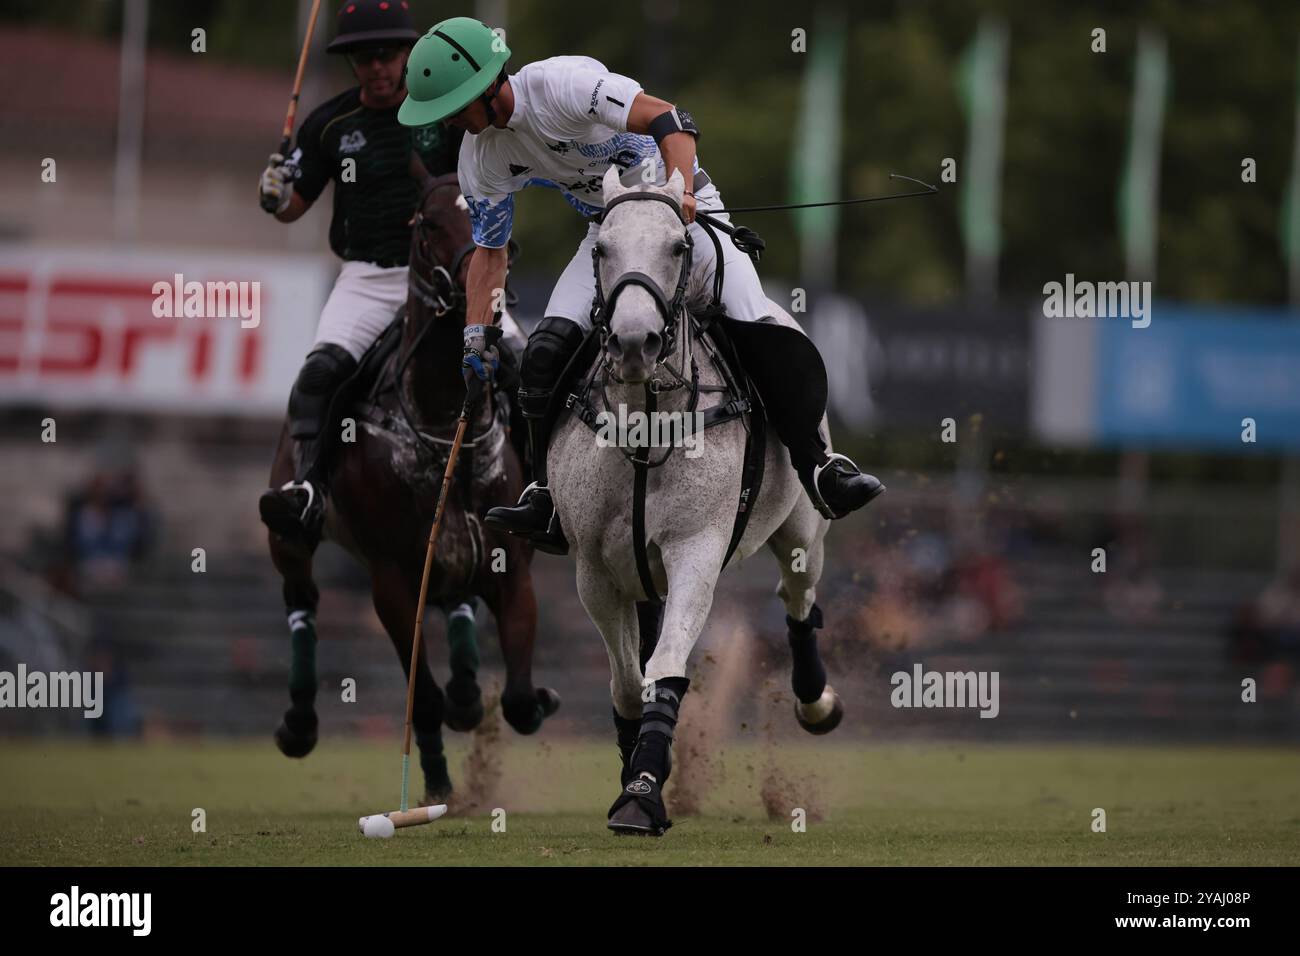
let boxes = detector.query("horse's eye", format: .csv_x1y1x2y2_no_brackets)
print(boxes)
672,239,687,257
593,242,605,259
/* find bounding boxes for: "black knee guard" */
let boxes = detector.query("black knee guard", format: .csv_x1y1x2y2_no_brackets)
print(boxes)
518,316,587,418
517,316,588,482
288,344,357,439
287,343,357,483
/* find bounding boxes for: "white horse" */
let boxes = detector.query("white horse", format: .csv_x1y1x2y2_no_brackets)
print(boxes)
548,167,843,835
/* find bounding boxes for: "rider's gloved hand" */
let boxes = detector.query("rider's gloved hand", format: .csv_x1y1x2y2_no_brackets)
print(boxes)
463,323,503,402
259,153,296,214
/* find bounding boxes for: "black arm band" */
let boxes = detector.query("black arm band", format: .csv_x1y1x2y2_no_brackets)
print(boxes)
648,107,699,144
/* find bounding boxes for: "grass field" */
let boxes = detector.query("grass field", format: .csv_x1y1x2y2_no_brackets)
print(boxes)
1,737,1297,866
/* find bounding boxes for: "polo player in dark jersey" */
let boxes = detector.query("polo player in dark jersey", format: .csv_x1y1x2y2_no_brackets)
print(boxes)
257,0,467,547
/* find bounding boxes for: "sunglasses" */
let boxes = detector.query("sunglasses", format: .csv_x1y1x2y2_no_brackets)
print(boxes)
348,47,402,66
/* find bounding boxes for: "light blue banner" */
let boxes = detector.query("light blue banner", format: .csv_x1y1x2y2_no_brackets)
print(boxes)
1094,304,1300,450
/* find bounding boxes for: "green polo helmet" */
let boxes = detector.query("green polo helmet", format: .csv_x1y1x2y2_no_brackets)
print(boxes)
399,17,510,127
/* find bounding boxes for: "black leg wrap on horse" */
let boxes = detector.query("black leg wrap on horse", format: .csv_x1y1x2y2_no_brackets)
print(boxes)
787,604,827,704
614,709,640,785
287,343,358,484
607,677,689,833
416,728,452,799
630,676,689,782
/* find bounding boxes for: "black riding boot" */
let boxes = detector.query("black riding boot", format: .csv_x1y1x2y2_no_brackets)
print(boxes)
259,343,357,548
789,435,886,520
483,316,587,555
732,319,885,519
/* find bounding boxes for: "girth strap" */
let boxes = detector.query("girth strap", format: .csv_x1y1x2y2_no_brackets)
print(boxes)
721,377,765,572
632,383,660,605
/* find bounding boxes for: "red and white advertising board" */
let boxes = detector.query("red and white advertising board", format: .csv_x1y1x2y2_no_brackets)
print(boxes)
0,245,334,417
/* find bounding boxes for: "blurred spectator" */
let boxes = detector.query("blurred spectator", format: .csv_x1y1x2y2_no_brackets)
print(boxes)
1230,567,1300,696
1098,512,1165,624
946,547,1024,635
52,440,156,595
842,525,1024,654
1255,567,1300,656
87,640,142,739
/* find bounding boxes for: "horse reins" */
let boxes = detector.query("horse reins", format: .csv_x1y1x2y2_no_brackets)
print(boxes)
395,178,486,461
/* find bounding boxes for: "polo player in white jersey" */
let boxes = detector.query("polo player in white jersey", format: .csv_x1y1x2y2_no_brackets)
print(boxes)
398,17,884,555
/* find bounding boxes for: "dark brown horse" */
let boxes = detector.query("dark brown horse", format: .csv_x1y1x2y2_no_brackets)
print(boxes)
264,169,557,804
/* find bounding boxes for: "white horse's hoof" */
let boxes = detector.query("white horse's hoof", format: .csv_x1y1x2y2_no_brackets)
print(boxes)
794,685,843,735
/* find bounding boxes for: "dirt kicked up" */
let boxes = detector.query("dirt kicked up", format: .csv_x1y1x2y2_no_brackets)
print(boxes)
1,738,1297,866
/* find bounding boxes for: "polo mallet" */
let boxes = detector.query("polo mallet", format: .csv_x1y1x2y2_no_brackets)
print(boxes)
262,0,324,212
360,379,483,834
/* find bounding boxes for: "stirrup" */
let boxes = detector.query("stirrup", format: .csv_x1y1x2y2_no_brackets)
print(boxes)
515,479,544,504
809,452,858,520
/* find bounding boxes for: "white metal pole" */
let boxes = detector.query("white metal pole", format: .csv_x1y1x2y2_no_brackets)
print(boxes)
113,0,148,242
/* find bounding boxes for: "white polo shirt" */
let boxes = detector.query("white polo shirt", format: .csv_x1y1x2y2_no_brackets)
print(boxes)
458,55,716,248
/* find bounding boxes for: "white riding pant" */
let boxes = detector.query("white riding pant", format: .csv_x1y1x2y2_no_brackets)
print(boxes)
544,212,772,332
312,259,525,360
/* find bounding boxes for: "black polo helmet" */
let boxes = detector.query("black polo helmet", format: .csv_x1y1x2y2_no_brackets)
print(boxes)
326,0,420,54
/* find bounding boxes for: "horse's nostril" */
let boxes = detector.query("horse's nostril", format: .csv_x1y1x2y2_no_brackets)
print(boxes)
643,332,661,358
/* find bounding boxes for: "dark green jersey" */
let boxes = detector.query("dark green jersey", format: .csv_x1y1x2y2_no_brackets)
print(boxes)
291,87,463,266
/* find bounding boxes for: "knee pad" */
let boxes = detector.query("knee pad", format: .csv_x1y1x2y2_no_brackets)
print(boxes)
520,316,587,396
288,344,357,440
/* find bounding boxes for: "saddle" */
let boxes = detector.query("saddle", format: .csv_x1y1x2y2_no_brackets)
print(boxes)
708,315,828,449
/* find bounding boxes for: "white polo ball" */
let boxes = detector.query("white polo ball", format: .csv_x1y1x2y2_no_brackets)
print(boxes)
362,815,395,839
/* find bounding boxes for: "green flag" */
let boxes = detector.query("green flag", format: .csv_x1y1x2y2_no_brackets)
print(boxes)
956,16,1009,301
1118,28,1169,283
789,10,846,289
1282,36,1300,307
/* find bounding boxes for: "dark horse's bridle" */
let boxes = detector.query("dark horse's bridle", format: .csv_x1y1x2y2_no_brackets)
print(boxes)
408,177,477,317
392,175,482,457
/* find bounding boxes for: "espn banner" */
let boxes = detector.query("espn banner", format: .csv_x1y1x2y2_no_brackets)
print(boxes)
0,245,334,417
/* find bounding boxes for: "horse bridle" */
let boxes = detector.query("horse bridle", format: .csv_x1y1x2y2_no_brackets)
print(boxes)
409,178,476,316
590,191,694,367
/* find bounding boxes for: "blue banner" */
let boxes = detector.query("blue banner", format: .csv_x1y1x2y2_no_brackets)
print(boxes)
1094,304,1300,450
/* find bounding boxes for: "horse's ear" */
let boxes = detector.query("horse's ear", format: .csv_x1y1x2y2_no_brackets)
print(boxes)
602,166,628,203
662,167,686,204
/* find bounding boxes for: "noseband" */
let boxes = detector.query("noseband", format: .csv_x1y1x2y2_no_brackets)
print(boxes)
590,191,693,365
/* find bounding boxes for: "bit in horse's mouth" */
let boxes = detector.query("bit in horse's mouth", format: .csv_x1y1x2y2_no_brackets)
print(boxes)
604,356,651,386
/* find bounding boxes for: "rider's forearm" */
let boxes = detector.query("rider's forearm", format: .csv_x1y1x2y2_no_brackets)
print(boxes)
657,132,696,194
275,192,311,224
626,94,697,193
466,244,509,327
